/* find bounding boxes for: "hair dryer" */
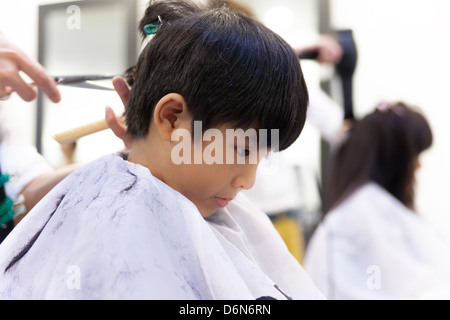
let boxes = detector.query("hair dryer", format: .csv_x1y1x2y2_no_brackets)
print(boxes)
299,29,358,120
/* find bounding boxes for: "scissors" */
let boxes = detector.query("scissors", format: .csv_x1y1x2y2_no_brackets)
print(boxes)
0,74,118,101
53,74,117,91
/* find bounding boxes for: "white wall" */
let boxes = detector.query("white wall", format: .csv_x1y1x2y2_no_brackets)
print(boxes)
0,0,46,145
330,0,450,237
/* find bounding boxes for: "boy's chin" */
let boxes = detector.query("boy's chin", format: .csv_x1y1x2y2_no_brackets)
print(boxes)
196,203,217,218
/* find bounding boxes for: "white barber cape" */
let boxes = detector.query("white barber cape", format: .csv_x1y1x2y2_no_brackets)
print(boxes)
304,182,450,300
0,153,323,300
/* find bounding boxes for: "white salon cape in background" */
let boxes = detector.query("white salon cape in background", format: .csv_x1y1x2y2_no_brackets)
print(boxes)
304,182,450,299
0,153,323,300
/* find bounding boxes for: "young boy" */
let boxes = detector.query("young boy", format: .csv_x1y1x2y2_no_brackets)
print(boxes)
0,0,323,299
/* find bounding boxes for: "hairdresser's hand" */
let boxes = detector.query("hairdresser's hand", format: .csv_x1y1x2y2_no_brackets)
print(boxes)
297,35,343,65
105,76,132,150
0,31,60,102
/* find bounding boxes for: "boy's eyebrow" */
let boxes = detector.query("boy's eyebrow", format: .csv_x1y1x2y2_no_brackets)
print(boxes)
236,135,258,144
227,128,259,146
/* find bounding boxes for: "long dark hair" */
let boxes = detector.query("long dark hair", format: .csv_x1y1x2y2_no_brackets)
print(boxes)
124,0,308,151
328,102,433,211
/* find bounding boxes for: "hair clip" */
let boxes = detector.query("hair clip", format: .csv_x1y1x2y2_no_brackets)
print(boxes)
376,102,391,112
376,101,405,117
144,15,163,35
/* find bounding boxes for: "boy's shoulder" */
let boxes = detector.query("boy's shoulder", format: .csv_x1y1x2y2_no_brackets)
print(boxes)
67,152,197,211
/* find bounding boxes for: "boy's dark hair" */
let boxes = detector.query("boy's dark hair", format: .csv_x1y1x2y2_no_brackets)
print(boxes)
327,102,433,211
124,0,308,151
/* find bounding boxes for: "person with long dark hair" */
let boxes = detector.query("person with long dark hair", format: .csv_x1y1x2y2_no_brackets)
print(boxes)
329,102,432,211
305,102,450,299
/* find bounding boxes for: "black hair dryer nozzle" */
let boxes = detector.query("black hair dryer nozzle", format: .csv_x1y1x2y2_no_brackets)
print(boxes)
336,29,357,120
299,29,358,120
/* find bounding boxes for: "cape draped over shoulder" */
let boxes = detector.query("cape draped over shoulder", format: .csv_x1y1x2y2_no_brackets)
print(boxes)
305,182,450,299
0,153,323,300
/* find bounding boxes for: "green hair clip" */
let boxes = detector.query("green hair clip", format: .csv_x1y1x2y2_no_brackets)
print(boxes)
144,15,163,35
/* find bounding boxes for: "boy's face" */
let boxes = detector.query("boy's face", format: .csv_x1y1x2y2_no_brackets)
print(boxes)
167,124,270,217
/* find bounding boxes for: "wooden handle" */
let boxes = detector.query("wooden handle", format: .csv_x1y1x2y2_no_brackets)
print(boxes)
53,117,122,144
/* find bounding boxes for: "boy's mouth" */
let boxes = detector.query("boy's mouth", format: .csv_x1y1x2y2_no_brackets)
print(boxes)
214,197,231,208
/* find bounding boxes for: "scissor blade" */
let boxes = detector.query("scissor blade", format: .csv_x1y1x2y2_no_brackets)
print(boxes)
54,75,116,85
60,81,115,91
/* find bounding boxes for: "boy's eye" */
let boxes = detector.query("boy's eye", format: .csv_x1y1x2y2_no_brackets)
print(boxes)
236,146,251,157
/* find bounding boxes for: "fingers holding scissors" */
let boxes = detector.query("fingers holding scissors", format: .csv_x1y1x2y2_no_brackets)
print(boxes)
0,32,61,103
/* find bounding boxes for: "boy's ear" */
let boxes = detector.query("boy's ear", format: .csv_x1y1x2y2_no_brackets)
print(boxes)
153,93,191,141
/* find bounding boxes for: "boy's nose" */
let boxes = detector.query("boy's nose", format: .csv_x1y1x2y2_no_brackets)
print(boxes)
231,164,258,190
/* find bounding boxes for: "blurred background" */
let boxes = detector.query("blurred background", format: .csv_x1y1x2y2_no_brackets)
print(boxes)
1,0,450,242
